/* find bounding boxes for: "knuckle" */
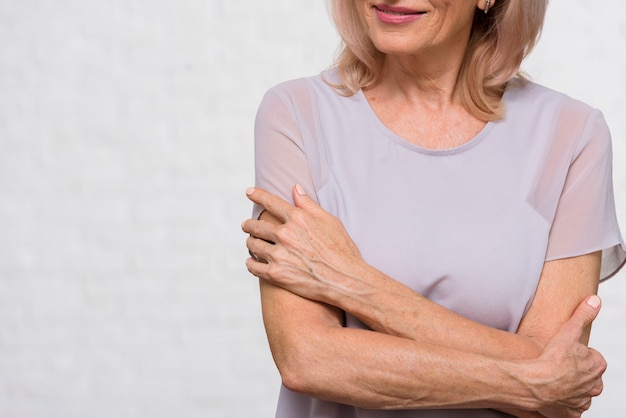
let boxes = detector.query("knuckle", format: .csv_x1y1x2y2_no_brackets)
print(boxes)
264,198,278,215
274,225,294,244
273,245,290,262
600,357,608,372
290,209,307,224
594,380,604,396
266,263,284,282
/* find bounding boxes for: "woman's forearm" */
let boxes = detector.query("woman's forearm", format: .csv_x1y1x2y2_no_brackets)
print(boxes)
276,317,576,413
314,251,602,369
260,282,536,411
319,259,543,360
277,318,537,410
262,282,603,415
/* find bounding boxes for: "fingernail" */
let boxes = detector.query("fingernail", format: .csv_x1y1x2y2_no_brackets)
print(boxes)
295,184,306,195
246,187,255,196
587,295,601,308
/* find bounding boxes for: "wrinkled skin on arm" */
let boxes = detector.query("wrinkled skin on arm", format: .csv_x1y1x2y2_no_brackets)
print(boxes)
243,186,606,417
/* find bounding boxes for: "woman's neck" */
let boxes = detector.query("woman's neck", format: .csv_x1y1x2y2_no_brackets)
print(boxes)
379,59,461,109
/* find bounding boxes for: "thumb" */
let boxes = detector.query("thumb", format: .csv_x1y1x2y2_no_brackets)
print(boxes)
560,295,602,343
292,184,321,212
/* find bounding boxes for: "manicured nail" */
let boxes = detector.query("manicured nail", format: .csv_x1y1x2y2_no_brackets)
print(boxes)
246,187,255,196
587,295,601,308
295,184,306,195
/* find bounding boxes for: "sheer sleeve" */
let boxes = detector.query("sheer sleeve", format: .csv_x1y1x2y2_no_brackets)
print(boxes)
545,109,626,281
252,82,318,220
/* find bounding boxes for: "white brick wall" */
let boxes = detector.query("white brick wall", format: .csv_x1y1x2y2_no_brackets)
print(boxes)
0,1,623,417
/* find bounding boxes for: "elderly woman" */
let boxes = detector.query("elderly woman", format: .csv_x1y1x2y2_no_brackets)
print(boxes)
242,1,626,417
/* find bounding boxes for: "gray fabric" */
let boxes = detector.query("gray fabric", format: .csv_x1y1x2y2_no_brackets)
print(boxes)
253,70,626,417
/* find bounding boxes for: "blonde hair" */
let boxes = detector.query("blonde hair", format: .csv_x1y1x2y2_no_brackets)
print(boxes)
328,0,548,121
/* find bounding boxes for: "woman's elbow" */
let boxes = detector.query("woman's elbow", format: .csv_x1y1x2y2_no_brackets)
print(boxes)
279,364,309,393
273,334,328,395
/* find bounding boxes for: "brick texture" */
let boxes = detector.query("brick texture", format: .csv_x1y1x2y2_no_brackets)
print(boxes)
0,1,623,417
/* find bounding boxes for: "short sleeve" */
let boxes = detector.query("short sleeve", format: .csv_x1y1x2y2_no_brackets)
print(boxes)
252,83,318,220
545,109,626,281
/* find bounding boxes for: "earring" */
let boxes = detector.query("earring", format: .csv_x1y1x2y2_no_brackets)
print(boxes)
484,0,491,14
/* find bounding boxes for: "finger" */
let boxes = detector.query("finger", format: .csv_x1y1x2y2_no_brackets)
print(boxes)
581,399,593,412
292,184,322,212
245,255,272,279
241,218,278,243
246,187,295,221
246,235,275,263
559,295,602,344
590,369,605,396
259,209,282,225
248,250,268,264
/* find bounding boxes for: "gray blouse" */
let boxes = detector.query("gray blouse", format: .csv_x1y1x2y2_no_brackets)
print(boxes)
252,70,626,418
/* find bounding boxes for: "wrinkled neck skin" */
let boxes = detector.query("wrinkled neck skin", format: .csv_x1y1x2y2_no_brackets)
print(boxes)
377,56,463,111
362,22,486,151
370,28,472,112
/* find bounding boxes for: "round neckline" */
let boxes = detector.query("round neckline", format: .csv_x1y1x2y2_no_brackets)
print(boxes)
355,88,503,156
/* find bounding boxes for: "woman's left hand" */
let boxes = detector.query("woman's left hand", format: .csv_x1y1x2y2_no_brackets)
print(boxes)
242,185,364,304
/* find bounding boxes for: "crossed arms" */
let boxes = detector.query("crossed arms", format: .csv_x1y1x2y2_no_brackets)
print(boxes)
242,185,606,418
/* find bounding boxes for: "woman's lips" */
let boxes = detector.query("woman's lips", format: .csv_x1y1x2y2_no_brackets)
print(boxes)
373,4,425,24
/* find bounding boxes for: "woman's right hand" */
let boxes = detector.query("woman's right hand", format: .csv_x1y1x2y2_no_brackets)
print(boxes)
242,185,367,306
521,295,606,417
